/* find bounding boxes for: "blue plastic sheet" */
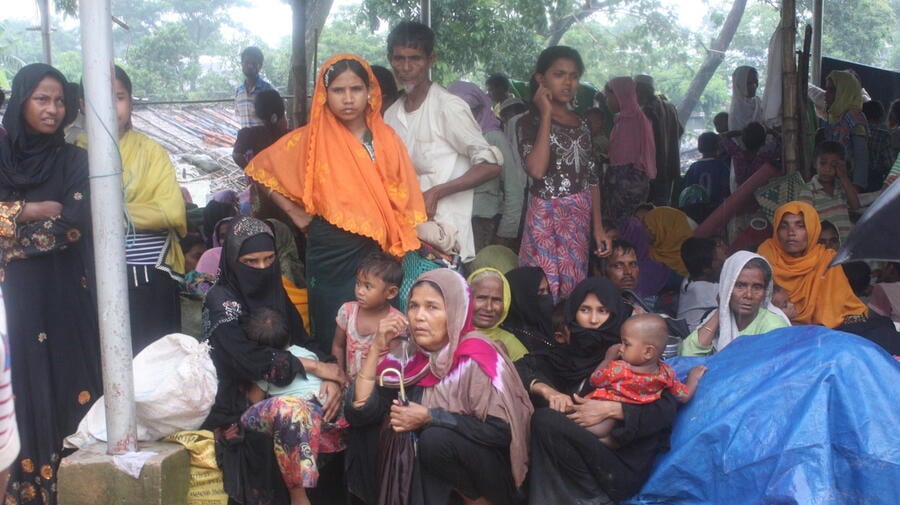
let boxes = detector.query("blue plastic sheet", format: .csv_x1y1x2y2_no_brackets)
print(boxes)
626,326,900,505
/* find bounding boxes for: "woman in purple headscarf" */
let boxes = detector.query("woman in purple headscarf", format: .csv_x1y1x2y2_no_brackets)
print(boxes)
448,81,524,251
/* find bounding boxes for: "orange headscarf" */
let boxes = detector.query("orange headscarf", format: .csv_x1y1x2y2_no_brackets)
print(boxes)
245,53,426,257
757,201,866,328
643,207,692,276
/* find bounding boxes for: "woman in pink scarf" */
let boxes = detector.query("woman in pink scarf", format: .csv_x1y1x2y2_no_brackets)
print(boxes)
603,76,657,225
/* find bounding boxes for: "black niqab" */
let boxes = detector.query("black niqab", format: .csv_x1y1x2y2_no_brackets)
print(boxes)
502,266,555,350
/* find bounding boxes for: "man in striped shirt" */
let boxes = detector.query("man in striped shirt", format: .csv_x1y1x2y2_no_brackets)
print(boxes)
234,46,274,129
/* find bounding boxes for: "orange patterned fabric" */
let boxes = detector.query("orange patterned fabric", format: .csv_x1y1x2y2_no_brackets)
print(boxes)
757,201,866,328
245,53,425,257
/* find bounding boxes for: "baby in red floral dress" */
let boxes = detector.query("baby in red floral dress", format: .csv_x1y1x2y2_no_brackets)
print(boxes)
586,314,707,446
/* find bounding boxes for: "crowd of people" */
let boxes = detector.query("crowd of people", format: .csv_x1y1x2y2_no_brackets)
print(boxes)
0,18,898,505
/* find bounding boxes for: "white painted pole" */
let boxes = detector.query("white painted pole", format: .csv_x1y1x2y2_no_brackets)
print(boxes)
78,0,138,455
811,0,824,86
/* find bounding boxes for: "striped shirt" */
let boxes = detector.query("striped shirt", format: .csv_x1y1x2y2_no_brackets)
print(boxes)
797,175,852,239
0,288,21,470
234,78,274,129
125,231,168,266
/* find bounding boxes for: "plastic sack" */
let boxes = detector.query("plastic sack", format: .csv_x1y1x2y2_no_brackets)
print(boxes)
626,326,900,505
65,333,217,448
164,430,228,505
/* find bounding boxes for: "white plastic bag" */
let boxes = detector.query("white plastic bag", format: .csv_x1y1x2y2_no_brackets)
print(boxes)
65,333,217,449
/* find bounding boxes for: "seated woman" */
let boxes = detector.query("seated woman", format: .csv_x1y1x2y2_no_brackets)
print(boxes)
758,201,900,354
467,267,529,361
201,217,345,505
502,266,556,351
345,269,533,505
680,251,790,356
517,277,679,503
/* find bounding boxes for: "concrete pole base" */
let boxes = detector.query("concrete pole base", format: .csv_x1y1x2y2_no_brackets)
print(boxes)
58,441,190,505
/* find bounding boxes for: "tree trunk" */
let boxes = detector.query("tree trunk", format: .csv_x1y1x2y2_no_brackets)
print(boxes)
545,0,618,47
38,0,52,64
676,0,747,125
290,0,308,126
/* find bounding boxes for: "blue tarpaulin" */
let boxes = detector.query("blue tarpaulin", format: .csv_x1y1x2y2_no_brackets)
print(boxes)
626,326,900,505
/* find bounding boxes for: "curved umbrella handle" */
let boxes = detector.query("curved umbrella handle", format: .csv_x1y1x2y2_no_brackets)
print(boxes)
379,367,407,403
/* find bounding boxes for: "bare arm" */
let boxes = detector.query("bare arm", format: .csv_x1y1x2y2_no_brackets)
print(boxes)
353,312,408,407
332,325,348,377
590,186,610,257
422,162,501,217
269,190,313,231
696,309,720,348
523,85,554,180
836,160,861,209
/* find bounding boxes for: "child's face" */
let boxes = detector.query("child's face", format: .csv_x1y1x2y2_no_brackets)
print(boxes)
771,289,797,320
818,228,839,250
355,271,396,310
620,333,654,367
816,153,842,181
575,293,611,329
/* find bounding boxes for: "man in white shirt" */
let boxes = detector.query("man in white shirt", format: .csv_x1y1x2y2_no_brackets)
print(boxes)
383,21,502,262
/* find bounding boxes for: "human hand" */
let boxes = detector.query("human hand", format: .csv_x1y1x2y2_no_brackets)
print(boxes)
20,201,63,222
533,84,553,117
245,384,266,405
374,312,409,350
568,394,623,427
319,380,343,422
422,187,442,219
835,159,849,180
389,400,430,432
686,365,708,385
546,391,575,413
604,344,623,362
593,230,612,258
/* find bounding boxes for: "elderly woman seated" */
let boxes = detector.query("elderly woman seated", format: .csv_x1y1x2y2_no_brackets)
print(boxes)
467,268,529,360
758,201,900,354
345,269,533,505
680,251,790,356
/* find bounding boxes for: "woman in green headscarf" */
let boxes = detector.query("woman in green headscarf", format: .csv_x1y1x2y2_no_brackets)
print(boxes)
467,268,529,361
824,70,870,190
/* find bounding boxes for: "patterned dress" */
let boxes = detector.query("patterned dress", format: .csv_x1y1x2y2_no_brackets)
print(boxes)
517,111,600,299
587,360,688,404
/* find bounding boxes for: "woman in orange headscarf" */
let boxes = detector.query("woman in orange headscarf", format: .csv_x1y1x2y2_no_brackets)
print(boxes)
246,54,426,350
758,201,899,354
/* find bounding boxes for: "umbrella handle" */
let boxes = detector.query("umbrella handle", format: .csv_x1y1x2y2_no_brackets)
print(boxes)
379,367,407,403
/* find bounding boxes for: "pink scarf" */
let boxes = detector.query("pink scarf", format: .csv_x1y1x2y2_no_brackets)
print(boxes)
608,76,657,179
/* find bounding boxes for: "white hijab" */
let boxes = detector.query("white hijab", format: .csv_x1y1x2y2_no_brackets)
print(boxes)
728,66,765,131
704,251,790,352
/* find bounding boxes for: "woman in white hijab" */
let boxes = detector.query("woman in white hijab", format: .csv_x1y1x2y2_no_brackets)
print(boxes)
728,66,765,131
680,251,790,356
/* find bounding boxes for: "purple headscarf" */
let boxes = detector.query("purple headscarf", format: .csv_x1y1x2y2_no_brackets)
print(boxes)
619,217,671,298
447,81,501,134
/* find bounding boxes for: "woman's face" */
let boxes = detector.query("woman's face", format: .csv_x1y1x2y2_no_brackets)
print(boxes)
745,69,759,98
777,212,809,257
538,58,579,105
23,76,65,135
537,276,551,296
238,250,276,270
471,275,504,329
407,283,449,352
605,86,619,113
114,78,133,137
575,292,611,329
326,68,368,126
729,267,767,320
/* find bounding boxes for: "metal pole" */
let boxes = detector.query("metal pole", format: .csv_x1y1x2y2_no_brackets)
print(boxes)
781,0,799,175
78,0,138,455
37,0,52,64
421,0,431,27
811,0,823,86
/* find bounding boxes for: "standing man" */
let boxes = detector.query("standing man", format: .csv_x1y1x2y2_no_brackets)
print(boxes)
384,21,502,262
635,75,684,207
234,46,273,129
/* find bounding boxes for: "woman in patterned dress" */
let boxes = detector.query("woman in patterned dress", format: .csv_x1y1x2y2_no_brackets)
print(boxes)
517,46,611,299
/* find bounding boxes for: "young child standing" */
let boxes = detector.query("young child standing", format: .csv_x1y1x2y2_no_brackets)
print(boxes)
332,252,403,380
798,141,860,239
585,314,707,446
